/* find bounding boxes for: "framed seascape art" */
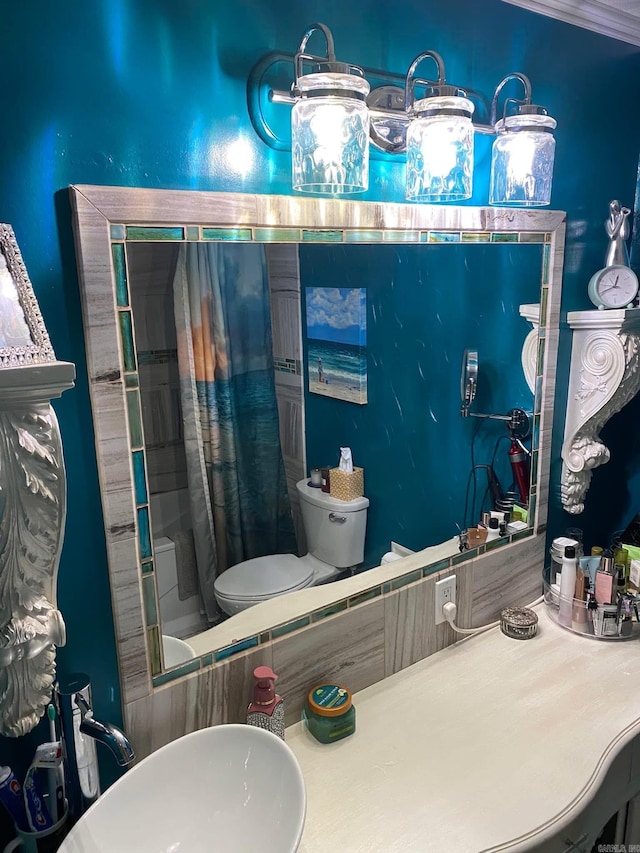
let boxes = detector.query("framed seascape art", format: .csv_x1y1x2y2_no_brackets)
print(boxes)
305,286,367,405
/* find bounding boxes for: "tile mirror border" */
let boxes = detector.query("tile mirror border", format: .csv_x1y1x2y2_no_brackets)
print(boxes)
69,186,566,705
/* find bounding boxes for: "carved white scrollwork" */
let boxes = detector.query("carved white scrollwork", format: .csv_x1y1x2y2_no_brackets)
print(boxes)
0,363,75,736
0,223,75,736
561,308,640,514
519,303,540,395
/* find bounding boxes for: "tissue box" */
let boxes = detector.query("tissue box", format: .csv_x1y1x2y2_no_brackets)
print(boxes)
329,467,364,502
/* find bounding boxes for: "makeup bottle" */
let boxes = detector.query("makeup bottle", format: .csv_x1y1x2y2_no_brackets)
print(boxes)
614,546,629,566
595,556,615,605
559,545,577,628
587,594,598,633
612,566,626,602
485,517,501,542
614,547,630,586
571,565,588,633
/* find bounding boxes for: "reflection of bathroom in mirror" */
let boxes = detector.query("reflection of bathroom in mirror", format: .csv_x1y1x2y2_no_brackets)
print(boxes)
121,227,539,654
70,186,564,689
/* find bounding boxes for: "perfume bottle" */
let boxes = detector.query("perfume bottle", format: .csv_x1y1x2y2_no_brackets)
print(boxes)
595,557,615,605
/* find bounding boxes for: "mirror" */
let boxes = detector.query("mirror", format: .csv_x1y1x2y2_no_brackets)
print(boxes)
69,186,565,693
128,240,539,637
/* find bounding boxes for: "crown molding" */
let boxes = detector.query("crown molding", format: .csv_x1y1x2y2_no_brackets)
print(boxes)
502,0,640,47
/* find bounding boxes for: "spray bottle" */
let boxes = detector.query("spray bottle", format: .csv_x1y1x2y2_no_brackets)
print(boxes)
246,666,285,741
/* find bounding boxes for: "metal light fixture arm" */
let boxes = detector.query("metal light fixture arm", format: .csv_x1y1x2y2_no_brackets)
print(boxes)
489,72,533,127
404,51,448,112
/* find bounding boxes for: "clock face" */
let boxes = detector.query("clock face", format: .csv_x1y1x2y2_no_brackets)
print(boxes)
588,265,639,309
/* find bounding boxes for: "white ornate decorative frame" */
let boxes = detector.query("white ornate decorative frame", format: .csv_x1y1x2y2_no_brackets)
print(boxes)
0,224,75,737
561,308,640,514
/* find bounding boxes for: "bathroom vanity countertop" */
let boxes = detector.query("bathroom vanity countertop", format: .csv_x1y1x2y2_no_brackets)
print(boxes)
187,537,460,656
287,605,640,852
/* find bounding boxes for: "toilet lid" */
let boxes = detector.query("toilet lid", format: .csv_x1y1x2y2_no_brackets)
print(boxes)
214,554,314,601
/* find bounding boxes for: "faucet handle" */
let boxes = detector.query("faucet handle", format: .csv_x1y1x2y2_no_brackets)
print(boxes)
74,692,92,718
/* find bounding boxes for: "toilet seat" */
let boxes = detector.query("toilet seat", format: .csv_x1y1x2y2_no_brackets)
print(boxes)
214,554,314,603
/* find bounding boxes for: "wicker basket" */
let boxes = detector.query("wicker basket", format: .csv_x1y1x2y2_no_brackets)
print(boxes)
329,467,364,501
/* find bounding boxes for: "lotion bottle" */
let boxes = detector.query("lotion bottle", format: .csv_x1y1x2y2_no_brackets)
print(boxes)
246,666,285,741
558,545,577,628
485,517,501,542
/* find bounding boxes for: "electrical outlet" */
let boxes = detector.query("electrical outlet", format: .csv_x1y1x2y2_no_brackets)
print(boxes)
435,575,456,625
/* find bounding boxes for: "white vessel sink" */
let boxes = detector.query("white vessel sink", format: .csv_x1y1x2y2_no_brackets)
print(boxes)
58,724,306,853
162,633,196,668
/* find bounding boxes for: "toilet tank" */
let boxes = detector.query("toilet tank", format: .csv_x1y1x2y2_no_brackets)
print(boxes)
296,478,369,568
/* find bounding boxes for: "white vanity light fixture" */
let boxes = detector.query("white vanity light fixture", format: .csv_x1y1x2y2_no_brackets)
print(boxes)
489,73,556,207
405,52,475,202
290,23,370,194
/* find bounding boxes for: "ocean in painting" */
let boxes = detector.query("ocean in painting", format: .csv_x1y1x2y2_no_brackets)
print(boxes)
307,339,367,405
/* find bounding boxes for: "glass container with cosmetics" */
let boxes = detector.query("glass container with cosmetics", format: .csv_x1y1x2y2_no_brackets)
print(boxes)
543,549,640,640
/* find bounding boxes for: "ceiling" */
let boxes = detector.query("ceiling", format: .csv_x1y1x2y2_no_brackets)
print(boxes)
502,0,640,46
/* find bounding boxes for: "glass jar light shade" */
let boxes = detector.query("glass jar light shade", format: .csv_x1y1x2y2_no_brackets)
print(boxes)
291,73,370,194
489,113,556,206
406,96,475,202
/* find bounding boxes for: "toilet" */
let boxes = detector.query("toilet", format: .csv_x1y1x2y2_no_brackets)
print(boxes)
213,478,369,616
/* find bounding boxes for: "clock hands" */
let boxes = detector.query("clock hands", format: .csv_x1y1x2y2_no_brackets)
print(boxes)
600,274,620,294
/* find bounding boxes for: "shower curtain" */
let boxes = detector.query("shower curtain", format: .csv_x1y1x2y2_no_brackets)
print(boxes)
172,242,296,621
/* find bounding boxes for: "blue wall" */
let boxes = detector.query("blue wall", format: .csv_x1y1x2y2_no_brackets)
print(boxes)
1,0,640,840
300,243,542,564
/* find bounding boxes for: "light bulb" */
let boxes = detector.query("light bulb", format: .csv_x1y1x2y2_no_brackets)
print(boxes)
489,112,556,207
406,96,475,203
291,73,370,194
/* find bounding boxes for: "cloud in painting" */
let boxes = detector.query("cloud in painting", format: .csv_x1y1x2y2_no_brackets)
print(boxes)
305,287,366,345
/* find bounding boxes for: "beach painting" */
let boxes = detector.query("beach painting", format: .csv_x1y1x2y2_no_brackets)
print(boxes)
305,287,367,405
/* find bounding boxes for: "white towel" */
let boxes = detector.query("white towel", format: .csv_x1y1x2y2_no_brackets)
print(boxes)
173,529,199,600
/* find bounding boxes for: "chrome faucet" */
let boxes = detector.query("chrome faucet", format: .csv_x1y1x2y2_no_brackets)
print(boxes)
75,693,135,766
54,673,135,822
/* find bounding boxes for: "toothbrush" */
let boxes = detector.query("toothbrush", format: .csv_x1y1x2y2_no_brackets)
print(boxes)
47,704,65,821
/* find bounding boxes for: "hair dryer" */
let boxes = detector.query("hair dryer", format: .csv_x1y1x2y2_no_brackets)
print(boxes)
508,438,529,506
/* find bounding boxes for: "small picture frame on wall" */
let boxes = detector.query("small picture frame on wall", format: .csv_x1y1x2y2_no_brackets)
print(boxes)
0,224,55,367
305,286,367,405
